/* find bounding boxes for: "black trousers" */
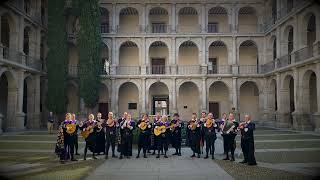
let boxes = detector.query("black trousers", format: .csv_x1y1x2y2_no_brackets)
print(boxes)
106,134,116,155
242,138,257,164
222,134,227,154
75,135,78,153
120,135,132,156
157,134,168,154
225,134,236,157
138,133,149,155
64,135,76,159
205,134,217,156
190,134,200,154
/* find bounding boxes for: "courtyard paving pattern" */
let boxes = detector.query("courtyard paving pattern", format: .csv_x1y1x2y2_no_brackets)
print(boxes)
0,128,319,179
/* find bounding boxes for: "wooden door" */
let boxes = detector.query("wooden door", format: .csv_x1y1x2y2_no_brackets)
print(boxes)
209,102,220,119
98,103,109,120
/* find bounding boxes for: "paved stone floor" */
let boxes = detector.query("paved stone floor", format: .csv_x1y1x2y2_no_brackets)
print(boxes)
85,149,234,180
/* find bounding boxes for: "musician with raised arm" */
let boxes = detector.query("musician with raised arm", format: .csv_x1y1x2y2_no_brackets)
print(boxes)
80,114,98,160
203,113,218,159
239,114,257,165
104,112,118,159
188,113,201,158
119,114,135,159
136,114,152,158
222,113,239,161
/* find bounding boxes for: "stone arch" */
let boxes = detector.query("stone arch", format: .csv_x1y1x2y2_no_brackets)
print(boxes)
208,81,231,118
238,40,259,74
282,74,295,126
148,7,169,33
208,40,229,73
100,7,110,33
118,7,140,33
148,41,170,74
118,82,140,118
239,81,260,120
237,6,258,33
148,81,170,115
283,25,294,55
178,81,200,121
1,12,17,52
177,7,200,33
0,70,17,131
118,41,140,67
178,40,200,66
207,6,229,33
301,70,318,115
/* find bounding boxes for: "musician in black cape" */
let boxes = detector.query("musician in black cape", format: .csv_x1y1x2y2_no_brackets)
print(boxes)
239,114,257,165
136,114,152,158
95,112,105,155
80,114,98,160
203,113,218,159
170,113,183,156
151,113,162,155
222,113,239,161
104,112,118,159
119,114,135,159
188,113,201,158
61,113,78,161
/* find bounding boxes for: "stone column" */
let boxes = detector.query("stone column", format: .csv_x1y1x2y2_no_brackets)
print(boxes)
141,78,146,114
112,3,116,33
201,4,206,33
32,75,41,129
14,70,25,130
110,37,117,75
314,64,320,132
201,77,207,112
172,78,177,113
110,78,118,116
276,27,281,57
232,77,239,120
227,7,232,32
171,3,176,33
141,37,147,75
231,37,238,74
171,37,177,74
233,6,238,33
141,5,146,33
201,37,207,74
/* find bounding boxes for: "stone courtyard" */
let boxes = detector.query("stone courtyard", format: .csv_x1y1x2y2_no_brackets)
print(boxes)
0,127,319,180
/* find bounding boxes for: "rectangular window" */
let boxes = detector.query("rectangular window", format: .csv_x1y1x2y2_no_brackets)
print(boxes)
128,103,137,110
208,58,218,74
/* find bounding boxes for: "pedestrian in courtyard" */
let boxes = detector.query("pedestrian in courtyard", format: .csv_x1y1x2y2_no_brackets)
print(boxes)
47,111,54,134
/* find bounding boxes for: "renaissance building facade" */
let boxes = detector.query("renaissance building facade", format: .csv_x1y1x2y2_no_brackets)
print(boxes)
1,0,320,132
0,0,47,132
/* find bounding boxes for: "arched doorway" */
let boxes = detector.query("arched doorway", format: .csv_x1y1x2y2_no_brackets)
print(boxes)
240,81,259,120
208,81,230,119
207,6,228,33
282,75,295,127
118,82,139,118
118,41,140,75
178,7,199,33
149,82,169,115
238,6,258,33
178,82,200,121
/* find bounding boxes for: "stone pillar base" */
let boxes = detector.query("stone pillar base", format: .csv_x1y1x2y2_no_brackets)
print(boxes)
312,113,320,132
275,112,291,128
6,112,26,131
292,112,313,131
31,113,41,129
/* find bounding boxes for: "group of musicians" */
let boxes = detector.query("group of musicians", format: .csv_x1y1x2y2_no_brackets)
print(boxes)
55,111,257,166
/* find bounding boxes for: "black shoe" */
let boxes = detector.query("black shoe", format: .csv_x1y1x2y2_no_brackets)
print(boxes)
119,156,123,159
147,150,151,153
197,154,200,158
105,156,108,159
164,155,168,158
136,155,140,158
248,162,257,166
152,152,156,155
71,158,78,161
144,154,147,158
190,154,196,158
178,153,181,156
156,155,160,158
212,156,215,160
112,155,118,158
126,156,130,159
172,152,178,155
223,157,229,160
230,157,235,161
239,160,247,164
204,155,209,159
83,157,86,161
